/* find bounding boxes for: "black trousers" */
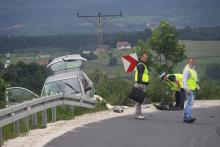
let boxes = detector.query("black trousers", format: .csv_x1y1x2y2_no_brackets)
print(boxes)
175,88,185,109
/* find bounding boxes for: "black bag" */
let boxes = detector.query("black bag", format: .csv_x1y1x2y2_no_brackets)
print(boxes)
128,87,146,103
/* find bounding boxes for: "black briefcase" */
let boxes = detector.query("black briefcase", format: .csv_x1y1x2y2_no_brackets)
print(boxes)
128,87,146,103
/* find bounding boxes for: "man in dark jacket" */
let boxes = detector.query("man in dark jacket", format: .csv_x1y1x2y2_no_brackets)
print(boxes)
134,52,149,119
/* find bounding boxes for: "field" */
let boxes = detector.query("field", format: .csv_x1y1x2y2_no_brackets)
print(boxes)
84,40,220,78
176,41,220,77
0,40,220,78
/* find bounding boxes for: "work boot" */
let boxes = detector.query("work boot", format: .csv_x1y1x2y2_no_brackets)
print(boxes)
183,118,196,123
136,114,145,120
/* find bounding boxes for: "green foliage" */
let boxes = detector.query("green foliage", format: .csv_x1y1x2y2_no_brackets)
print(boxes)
147,20,186,73
0,77,6,108
2,101,107,142
178,26,220,41
2,61,48,94
88,70,133,105
0,62,4,73
1,26,220,53
204,63,220,80
197,80,220,100
147,76,172,103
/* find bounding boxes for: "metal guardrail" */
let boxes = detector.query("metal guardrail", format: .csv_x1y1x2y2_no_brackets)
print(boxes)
0,93,96,146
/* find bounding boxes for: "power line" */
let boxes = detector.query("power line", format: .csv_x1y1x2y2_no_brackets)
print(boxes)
76,12,122,47
76,11,122,69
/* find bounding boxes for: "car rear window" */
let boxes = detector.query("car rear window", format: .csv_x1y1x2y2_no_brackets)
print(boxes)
41,78,82,96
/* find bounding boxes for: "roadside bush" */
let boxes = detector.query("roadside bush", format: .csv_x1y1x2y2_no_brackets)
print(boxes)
0,77,6,108
88,70,133,105
197,80,220,100
146,76,172,103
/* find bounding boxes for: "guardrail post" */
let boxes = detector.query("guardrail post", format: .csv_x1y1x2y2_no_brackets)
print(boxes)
14,120,20,135
0,127,2,147
52,107,56,122
25,116,29,133
32,113,38,128
61,104,65,111
70,105,74,113
42,109,47,128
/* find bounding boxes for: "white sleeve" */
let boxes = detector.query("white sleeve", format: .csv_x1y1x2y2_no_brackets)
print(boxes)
183,68,190,90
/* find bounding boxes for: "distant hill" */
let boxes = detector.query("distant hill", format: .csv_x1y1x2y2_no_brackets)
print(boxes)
0,0,220,35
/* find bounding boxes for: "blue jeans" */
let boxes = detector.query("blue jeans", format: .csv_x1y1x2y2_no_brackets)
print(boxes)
183,90,195,120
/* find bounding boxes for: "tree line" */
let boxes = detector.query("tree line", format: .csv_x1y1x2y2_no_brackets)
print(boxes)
1,26,220,53
0,21,220,109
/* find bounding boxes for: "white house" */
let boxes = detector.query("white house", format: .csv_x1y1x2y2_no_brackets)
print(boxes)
117,41,131,50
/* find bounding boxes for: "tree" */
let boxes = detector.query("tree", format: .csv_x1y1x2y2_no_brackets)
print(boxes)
2,61,49,94
0,62,4,73
147,20,186,73
0,77,6,108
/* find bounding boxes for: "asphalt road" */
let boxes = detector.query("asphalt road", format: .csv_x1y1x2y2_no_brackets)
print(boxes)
45,106,220,147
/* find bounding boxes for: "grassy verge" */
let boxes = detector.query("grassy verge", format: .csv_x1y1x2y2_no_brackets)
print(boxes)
2,101,107,142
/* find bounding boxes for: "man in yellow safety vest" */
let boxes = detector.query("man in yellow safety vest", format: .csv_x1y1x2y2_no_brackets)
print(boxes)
183,58,200,123
134,52,149,119
159,72,185,110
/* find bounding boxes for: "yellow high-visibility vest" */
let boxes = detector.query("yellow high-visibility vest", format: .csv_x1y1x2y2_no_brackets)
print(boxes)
135,62,149,82
166,74,183,91
184,65,198,90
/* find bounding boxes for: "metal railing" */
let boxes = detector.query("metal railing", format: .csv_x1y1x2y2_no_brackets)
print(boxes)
0,93,96,146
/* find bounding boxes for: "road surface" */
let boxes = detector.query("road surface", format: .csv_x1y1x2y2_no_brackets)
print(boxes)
45,105,220,147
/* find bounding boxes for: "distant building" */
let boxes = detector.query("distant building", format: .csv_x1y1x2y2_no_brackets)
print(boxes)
117,41,131,50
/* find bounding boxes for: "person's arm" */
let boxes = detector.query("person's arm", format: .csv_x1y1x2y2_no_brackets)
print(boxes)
196,82,201,92
175,80,181,89
183,68,190,90
137,63,145,84
167,75,176,91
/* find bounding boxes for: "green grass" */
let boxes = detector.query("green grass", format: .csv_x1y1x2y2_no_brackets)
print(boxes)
182,40,220,57
175,41,220,77
1,40,219,78
2,101,106,142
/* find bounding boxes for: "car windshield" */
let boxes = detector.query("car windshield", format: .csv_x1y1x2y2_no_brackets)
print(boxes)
41,78,82,96
49,60,83,73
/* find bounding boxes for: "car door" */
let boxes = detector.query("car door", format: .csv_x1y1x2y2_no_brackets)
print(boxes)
79,72,94,98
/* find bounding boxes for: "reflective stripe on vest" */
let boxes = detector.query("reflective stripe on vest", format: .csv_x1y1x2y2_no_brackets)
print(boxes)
166,74,183,91
184,65,198,90
135,62,149,82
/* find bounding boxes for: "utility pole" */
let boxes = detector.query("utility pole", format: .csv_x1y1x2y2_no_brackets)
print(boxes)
76,11,122,69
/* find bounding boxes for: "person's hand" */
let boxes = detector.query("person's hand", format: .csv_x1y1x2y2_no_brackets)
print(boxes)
185,89,190,94
172,92,175,98
197,88,201,93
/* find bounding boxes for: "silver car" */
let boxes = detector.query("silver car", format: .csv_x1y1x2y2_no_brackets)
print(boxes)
6,54,95,104
42,54,94,98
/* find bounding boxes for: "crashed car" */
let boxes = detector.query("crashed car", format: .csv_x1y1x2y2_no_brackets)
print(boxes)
41,54,95,98
6,54,95,104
